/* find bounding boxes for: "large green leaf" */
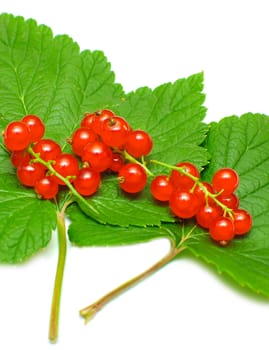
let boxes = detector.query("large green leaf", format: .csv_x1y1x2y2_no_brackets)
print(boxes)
187,113,269,296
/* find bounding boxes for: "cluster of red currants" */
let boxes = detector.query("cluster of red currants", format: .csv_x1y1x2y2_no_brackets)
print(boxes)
3,110,153,199
150,163,252,244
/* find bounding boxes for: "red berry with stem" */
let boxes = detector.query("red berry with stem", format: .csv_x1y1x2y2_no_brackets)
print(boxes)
118,163,147,194
101,116,130,148
170,162,200,190
233,209,252,235
150,175,173,202
217,193,239,210
34,176,59,199
21,114,45,142
196,204,222,229
92,109,115,135
169,189,201,219
209,216,235,242
4,121,31,151
80,112,96,130
109,153,125,172
82,141,112,172
212,168,239,195
52,153,80,185
73,167,101,196
10,149,31,167
71,127,98,156
193,181,215,205
17,161,45,187
33,139,61,162
124,130,153,158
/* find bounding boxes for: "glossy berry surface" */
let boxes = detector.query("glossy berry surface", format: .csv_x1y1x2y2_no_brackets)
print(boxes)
33,139,61,162
80,112,96,130
71,127,98,156
101,116,130,148
118,163,147,193
52,153,80,185
17,161,45,187
196,204,222,229
209,217,235,242
150,175,173,202
124,130,153,158
4,121,31,151
34,176,59,199
212,168,239,195
169,189,200,219
193,182,215,205
10,149,31,167
73,167,101,196
82,141,112,172
217,193,239,210
21,115,45,142
109,153,125,172
170,162,200,190
233,209,252,235
92,109,115,135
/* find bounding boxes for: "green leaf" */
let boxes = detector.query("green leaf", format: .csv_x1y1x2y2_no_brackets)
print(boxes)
0,174,56,263
77,73,209,226
187,113,269,297
68,204,172,246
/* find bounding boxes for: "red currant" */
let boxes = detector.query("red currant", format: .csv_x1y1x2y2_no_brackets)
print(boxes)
212,168,239,195
124,130,153,158
196,204,222,229
109,153,125,172
4,121,31,151
80,112,96,130
170,162,200,190
209,217,235,242
233,209,252,235
82,141,112,172
10,149,31,167
92,109,115,135
150,175,173,202
33,139,61,162
71,127,98,156
34,176,59,199
17,161,45,187
217,193,239,210
101,116,130,148
193,182,215,205
21,115,45,142
73,167,101,196
52,153,80,185
169,189,201,219
118,163,147,193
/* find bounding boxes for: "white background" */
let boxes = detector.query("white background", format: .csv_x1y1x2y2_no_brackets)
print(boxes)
1,1,269,349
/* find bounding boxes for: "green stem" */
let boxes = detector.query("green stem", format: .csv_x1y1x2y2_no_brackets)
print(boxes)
80,229,193,323
151,159,234,217
28,146,99,217
123,150,155,177
48,208,67,343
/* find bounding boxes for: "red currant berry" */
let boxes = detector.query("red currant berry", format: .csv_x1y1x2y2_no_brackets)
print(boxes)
169,189,201,219
233,209,252,235
101,116,130,148
196,204,222,229
52,153,80,185
124,130,153,158
4,121,31,151
71,127,98,156
33,139,61,162
193,182,215,205
92,109,115,135
17,161,45,187
80,112,96,130
212,168,239,195
217,193,239,210
170,162,200,190
21,115,45,142
109,153,125,172
10,149,31,167
209,217,235,242
34,176,59,199
118,163,147,194
73,167,101,196
82,141,112,172
150,175,173,202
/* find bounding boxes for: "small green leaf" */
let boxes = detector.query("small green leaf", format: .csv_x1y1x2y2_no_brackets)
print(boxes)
0,174,56,263
188,113,269,297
